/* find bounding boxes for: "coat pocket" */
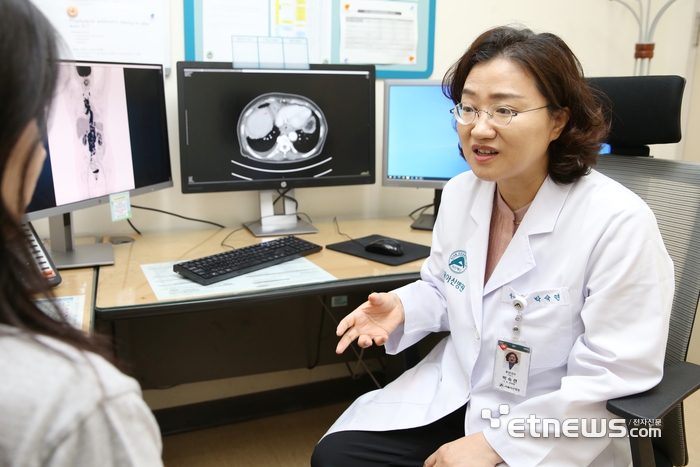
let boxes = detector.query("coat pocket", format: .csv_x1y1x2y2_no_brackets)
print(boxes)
500,286,572,370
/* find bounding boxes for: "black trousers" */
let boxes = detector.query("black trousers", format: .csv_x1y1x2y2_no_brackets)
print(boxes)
310,404,467,467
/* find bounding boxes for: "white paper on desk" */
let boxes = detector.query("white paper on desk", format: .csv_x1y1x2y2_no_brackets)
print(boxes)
35,296,86,330
339,0,418,65
141,258,337,301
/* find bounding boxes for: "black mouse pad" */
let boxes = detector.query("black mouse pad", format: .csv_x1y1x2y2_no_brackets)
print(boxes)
325,235,431,266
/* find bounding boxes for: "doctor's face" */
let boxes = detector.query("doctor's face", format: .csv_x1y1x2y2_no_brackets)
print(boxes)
457,58,568,194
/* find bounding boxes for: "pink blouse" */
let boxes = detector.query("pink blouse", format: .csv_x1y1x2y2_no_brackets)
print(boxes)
484,189,531,284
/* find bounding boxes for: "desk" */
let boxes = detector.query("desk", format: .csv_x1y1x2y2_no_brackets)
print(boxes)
52,267,95,334
93,217,432,432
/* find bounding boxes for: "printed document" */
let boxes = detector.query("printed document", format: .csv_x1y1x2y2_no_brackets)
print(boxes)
339,0,418,65
141,257,337,301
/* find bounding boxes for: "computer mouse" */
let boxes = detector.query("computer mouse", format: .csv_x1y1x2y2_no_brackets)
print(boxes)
364,238,404,257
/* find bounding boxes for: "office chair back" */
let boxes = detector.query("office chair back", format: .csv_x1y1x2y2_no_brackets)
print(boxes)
590,73,690,466
596,155,700,465
587,76,685,156
595,154,700,466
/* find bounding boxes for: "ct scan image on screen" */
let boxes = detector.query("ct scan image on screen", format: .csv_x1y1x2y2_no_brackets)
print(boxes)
237,92,327,164
178,64,375,193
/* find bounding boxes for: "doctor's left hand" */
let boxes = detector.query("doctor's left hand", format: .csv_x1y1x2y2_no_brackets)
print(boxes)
424,432,503,467
335,292,405,354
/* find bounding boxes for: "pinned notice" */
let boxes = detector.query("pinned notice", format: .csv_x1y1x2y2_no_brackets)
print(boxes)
110,192,132,221
340,0,418,65
232,36,309,69
32,0,170,73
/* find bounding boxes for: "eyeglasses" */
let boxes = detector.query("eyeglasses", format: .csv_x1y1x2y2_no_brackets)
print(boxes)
450,102,549,127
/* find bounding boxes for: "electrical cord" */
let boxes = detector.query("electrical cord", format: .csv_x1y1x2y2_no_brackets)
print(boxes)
219,211,315,250
272,188,314,224
127,219,141,235
128,193,313,237
219,226,247,249
316,295,383,390
345,352,367,380
273,188,298,211
408,203,433,220
129,204,226,233
308,302,325,370
297,211,314,224
332,216,366,249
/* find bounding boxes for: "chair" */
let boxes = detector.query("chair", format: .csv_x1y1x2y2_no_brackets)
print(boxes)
590,75,700,467
587,75,685,156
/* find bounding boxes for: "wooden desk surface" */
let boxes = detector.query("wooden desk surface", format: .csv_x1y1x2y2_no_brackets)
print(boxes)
53,267,95,333
95,217,432,310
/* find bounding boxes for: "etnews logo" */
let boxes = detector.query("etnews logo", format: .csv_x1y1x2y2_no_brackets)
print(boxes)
481,405,661,438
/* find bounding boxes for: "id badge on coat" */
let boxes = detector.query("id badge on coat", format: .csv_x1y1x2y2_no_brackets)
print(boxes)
493,339,531,397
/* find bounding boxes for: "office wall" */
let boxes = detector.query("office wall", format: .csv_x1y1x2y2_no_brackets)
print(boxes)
32,0,696,239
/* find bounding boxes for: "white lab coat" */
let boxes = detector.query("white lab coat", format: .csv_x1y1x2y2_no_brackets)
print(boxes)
325,170,674,467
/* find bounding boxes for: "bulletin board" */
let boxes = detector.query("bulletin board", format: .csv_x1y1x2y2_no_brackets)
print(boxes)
32,0,171,74
183,0,436,79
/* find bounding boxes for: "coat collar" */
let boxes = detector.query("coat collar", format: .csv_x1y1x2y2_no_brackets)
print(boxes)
478,176,574,296
520,176,573,236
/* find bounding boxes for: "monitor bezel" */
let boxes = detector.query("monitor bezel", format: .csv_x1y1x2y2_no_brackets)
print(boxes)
176,62,376,194
382,78,461,190
22,181,173,223
21,60,173,224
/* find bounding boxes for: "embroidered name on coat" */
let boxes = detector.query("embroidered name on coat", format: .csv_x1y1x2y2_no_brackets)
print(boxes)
443,271,466,292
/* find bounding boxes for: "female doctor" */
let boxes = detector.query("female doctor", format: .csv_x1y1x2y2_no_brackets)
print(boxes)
311,26,674,467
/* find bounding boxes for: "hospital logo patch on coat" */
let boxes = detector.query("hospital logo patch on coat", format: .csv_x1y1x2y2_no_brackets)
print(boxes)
448,250,467,274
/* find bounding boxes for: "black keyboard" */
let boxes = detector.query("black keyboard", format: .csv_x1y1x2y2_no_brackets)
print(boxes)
22,223,62,287
173,235,323,286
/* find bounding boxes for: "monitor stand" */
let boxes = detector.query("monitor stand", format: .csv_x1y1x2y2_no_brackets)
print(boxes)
47,213,115,269
411,188,442,231
411,213,436,231
245,189,318,237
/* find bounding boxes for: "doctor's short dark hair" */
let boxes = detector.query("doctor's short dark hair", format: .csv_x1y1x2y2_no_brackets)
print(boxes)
443,25,610,185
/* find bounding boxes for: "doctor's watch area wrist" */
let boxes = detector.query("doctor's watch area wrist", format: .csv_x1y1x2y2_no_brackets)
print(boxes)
388,292,406,324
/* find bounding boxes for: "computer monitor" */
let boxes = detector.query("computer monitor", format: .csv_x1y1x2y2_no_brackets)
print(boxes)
177,62,375,236
23,61,173,269
382,79,470,230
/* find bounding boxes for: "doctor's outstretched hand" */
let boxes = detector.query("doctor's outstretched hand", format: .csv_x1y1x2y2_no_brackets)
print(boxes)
336,292,405,354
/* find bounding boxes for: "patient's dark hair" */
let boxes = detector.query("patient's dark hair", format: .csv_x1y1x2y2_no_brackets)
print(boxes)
0,0,109,359
443,25,610,184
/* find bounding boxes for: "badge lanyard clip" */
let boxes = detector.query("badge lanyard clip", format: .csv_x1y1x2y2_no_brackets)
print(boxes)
492,294,531,397
511,296,527,342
